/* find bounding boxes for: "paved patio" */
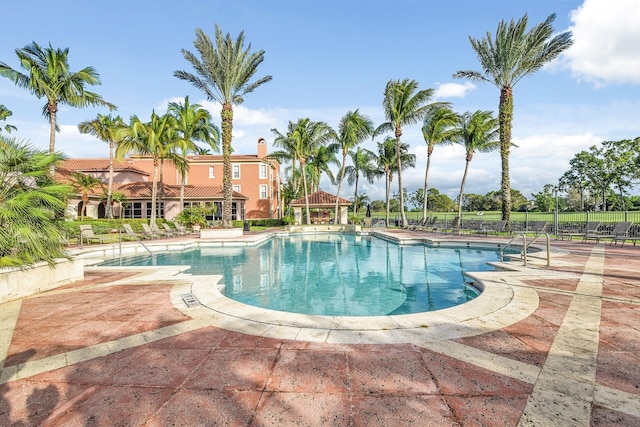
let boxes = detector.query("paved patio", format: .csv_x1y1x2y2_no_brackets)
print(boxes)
1,230,639,426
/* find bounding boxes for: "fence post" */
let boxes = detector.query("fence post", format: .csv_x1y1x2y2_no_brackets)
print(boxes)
554,187,559,236
586,210,589,223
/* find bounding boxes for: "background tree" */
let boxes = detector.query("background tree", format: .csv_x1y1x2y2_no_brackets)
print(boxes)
330,110,373,224
69,171,104,219
346,147,379,217
560,151,593,211
168,96,220,208
0,104,17,133
175,25,272,227
0,136,71,267
78,114,125,218
375,137,415,225
306,144,339,193
453,110,500,230
376,78,437,226
421,105,457,221
453,14,572,227
0,41,116,174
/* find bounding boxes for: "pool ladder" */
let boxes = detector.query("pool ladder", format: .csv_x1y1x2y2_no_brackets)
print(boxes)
500,232,550,267
118,228,153,259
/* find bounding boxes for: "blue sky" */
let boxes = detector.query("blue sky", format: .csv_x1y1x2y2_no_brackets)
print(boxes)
1,0,639,203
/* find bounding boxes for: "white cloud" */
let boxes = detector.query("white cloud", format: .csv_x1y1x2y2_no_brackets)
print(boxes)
434,82,476,99
565,0,640,85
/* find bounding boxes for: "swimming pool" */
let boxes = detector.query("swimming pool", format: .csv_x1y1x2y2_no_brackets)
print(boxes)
99,234,505,316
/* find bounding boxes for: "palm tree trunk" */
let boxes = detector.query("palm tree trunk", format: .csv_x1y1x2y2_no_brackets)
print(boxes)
48,103,57,176
151,159,159,223
301,159,310,225
499,86,513,228
106,140,114,219
422,148,433,221
385,171,391,225
353,173,359,218
457,159,471,233
334,153,347,224
395,131,407,227
221,103,233,228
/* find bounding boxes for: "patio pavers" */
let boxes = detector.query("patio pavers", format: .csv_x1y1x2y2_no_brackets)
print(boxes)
1,234,640,425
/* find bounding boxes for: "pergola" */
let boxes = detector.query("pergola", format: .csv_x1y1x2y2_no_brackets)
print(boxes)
289,190,351,225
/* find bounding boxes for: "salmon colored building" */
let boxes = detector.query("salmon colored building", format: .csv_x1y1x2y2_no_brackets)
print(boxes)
60,138,281,222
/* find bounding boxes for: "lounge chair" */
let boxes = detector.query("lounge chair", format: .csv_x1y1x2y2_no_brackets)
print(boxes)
528,221,549,235
141,223,160,239
475,220,507,236
78,224,106,245
584,222,632,244
373,220,386,228
122,224,144,240
557,222,601,241
439,216,460,234
171,221,188,236
612,223,638,246
150,222,172,238
162,222,181,236
363,217,373,228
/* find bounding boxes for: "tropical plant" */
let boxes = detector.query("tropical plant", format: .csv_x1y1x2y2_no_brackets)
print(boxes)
0,136,72,268
376,137,416,225
453,110,500,229
0,41,116,174
376,78,439,226
175,24,272,227
421,105,458,221
168,96,220,208
0,104,17,133
116,112,187,223
306,144,339,193
329,110,374,224
271,118,333,225
78,114,126,218
453,14,573,227
174,204,215,228
345,147,379,217
69,171,105,219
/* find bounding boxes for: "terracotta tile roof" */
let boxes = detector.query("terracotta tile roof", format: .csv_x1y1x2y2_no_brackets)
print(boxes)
60,159,150,176
115,182,248,200
290,190,351,206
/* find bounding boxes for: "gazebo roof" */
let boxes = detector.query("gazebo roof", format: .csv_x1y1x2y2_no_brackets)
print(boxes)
290,190,351,207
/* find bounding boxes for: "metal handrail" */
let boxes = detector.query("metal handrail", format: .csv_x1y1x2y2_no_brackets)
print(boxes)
500,231,551,267
119,228,152,259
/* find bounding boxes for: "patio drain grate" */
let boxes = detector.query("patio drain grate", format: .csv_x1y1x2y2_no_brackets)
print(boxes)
181,293,201,307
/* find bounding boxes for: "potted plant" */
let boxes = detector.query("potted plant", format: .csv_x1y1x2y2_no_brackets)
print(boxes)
174,204,215,231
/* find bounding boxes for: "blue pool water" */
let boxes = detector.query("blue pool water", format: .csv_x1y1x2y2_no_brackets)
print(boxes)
99,234,504,316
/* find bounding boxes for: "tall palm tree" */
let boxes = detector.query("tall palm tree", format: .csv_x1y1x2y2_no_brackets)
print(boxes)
330,110,373,224
270,121,301,197
168,96,220,208
69,171,105,219
306,144,339,193
345,147,379,217
78,114,125,218
376,137,416,225
272,118,333,225
116,112,186,223
453,110,500,231
175,25,272,227
0,42,116,173
453,14,572,227
0,104,17,133
0,136,71,267
421,105,458,221
376,79,439,226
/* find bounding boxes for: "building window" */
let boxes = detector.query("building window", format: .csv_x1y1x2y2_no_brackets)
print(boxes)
208,166,215,178
259,164,267,179
123,202,143,218
232,164,240,179
260,184,267,199
232,185,241,193
146,202,164,218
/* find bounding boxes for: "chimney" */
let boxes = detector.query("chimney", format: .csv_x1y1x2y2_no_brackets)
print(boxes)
257,137,267,158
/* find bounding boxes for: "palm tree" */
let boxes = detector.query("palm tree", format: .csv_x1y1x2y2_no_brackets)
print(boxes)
175,25,272,227
345,147,379,217
453,110,500,231
168,96,220,208
0,136,71,267
78,114,125,219
376,137,416,225
330,110,373,224
272,118,333,225
69,171,105,219
0,104,17,133
376,79,439,227
306,144,339,193
453,14,572,227
116,112,187,223
270,121,301,197
421,105,458,222
0,42,116,173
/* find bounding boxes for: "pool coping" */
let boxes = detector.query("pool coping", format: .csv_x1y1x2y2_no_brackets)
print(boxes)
82,230,574,344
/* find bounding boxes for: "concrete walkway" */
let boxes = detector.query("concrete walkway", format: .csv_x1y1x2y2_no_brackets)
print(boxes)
1,232,639,426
